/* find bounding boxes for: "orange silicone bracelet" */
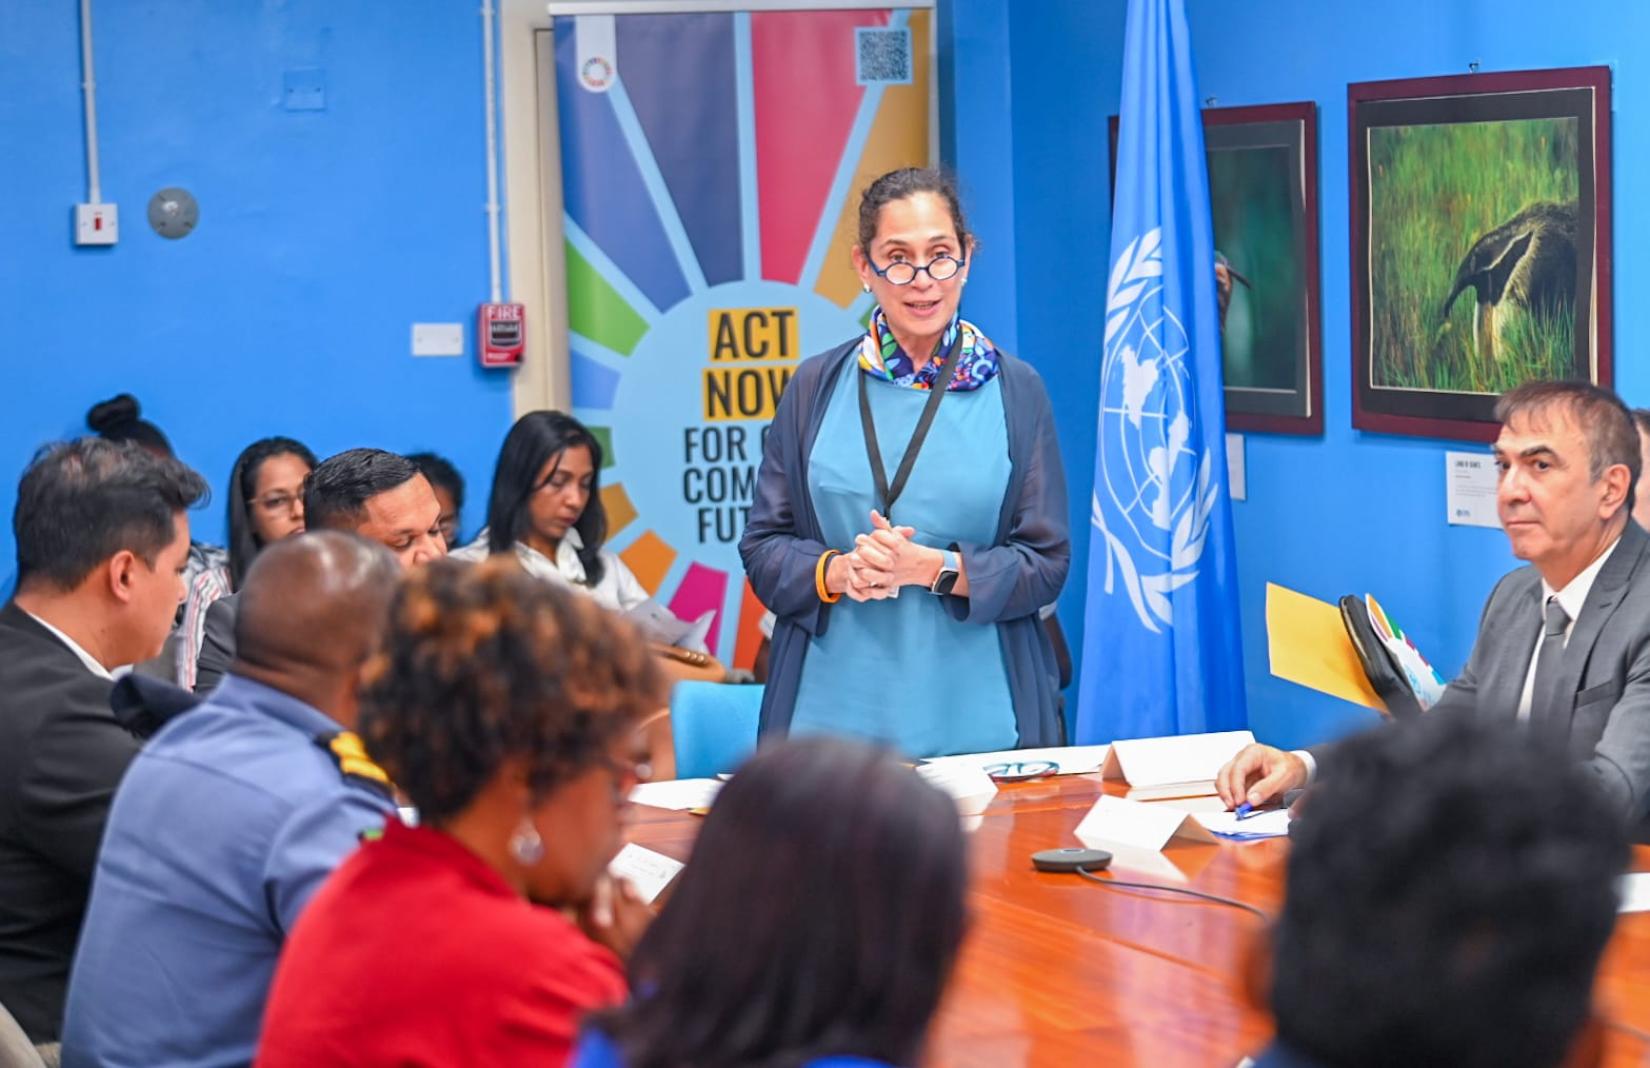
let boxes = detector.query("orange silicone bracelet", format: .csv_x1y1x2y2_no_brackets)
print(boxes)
816,550,842,604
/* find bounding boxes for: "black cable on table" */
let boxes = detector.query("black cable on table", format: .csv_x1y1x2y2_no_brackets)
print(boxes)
1074,866,1270,920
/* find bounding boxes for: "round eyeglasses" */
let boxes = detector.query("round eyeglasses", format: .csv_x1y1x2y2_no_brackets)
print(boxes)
982,760,1059,783
869,254,966,286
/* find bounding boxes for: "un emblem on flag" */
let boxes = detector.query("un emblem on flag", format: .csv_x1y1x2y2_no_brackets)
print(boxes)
1094,228,1221,634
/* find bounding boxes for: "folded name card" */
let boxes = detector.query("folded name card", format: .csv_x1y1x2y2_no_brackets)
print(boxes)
1074,794,1219,853
915,762,998,818
1100,730,1255,790
609,842,685,904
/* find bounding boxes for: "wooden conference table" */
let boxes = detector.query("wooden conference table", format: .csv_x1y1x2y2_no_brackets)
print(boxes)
629,771,1650,1068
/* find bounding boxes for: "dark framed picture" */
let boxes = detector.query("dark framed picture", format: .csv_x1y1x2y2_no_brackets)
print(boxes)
1349,66,1612,441
1109,103,1324,436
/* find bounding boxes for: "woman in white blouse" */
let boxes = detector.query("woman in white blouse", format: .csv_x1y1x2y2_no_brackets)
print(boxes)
455,411,720,778
453,410,652,614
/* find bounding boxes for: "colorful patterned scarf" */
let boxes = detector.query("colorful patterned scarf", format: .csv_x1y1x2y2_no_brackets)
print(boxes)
856,307,1000,392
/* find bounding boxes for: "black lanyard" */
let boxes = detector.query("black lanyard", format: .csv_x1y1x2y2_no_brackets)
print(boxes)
859,339,966,521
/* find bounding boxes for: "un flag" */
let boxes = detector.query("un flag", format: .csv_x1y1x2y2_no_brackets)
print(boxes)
1074,0,1247,742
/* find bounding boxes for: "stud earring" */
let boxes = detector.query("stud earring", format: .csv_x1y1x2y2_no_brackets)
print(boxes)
508,820,545,865
862,283,871,293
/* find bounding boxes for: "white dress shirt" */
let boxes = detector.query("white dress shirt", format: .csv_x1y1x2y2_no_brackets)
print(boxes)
23,609,114,680
1515,536,1620,720
451,529,650,613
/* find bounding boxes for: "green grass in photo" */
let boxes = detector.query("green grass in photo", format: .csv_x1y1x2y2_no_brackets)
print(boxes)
1369,117,1578,394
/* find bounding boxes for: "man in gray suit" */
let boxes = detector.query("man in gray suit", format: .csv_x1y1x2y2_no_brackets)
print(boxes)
1219,381,1650,820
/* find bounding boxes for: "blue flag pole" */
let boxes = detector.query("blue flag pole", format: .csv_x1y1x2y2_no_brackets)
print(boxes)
1073,0,1247,743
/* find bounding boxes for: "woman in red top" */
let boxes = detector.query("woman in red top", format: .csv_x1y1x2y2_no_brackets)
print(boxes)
257,558,664,1067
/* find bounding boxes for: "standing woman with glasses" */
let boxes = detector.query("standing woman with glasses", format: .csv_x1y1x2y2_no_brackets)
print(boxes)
175,436,316,689
741,168,1070,758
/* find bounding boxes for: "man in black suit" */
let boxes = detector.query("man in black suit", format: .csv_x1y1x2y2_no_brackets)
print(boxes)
193,448,446,692
1219,382,1650,821
0,438,206,1043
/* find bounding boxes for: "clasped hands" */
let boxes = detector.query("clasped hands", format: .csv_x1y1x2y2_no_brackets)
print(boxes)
825,510,945,602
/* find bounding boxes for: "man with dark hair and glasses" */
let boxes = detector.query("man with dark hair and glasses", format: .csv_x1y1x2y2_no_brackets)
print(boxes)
195,447,447,693
1220,380,1650,825
0,437,207,1045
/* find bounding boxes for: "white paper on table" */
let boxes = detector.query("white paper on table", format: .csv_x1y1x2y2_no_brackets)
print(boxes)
609,843,685,904
1619,873,1650,913
1152,795,1229,814
1193,808,1292,839
914,762,998,817
1074,794,1218,853
629,778,723,811
1100,730,1255,788
627,599,714,653
920,744,1110,778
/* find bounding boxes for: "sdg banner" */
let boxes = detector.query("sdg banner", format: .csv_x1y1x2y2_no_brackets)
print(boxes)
554,6,932,665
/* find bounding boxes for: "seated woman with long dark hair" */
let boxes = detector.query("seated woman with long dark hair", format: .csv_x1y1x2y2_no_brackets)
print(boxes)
454,411,644,607
574,736,969,1068
256,559,665,1066
176,436,316,688
455,410,709,652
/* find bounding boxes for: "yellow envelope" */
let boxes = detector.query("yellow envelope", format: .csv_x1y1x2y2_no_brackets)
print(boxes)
1265,582,1385,712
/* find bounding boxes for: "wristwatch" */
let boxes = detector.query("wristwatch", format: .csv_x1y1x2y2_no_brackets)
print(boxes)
929,549,961,596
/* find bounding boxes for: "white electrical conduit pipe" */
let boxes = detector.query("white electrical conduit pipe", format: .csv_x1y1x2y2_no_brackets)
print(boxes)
80,0,102,203
482,0,503,304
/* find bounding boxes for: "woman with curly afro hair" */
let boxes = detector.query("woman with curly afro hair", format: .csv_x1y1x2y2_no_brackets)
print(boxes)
257,557,667,1067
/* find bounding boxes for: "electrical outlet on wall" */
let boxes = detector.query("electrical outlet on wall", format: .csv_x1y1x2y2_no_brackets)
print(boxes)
411,323,465,357
74,203,118,246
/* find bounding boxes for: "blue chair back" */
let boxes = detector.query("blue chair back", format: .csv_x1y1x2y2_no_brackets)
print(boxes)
670,682,763,779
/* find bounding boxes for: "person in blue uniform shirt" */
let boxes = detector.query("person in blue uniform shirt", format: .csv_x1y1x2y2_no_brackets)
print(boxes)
740,168,1069,758
60,531,402,1068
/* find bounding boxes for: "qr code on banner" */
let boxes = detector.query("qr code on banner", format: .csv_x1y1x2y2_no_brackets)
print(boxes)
855,27,912,86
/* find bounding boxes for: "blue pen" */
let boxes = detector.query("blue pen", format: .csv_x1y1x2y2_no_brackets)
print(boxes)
1234,801,1258,820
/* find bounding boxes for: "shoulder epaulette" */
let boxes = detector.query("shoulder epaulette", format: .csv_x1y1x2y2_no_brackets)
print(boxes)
315,730,395,799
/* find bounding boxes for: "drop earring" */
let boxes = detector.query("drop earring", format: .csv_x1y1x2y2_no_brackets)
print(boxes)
862,282,871,293
508,820,545,865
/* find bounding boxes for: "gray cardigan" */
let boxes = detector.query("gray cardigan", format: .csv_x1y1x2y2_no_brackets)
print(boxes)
739,339,1071,748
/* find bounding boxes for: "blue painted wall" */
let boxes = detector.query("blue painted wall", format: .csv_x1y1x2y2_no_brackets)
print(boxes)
1,0,511,579
948,0,1647,748
939,0,1020,352
10,0,1636,750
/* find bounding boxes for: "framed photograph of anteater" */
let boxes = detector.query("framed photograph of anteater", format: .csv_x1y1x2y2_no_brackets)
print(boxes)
1349,66,1612,441
1107,104,1324,435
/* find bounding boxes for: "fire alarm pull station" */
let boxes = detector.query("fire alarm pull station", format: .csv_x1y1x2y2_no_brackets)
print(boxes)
479,303,525,368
